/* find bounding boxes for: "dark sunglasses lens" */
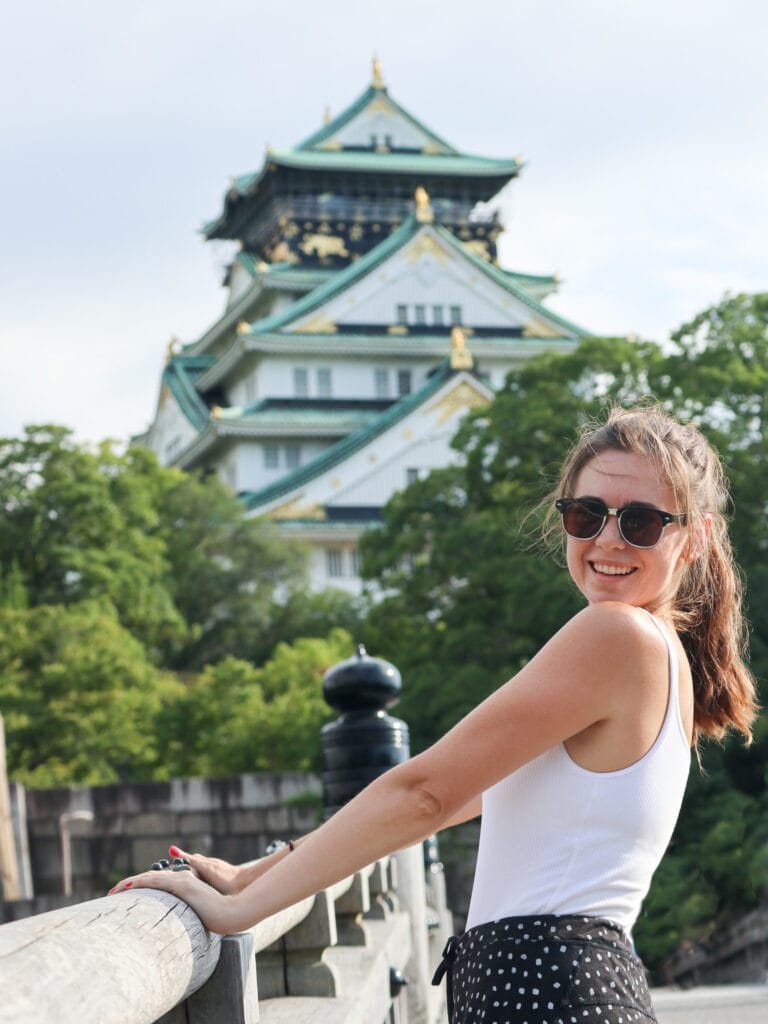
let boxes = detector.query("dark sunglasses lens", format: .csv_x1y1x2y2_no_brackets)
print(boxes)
562,500,606,539
618,508,664,547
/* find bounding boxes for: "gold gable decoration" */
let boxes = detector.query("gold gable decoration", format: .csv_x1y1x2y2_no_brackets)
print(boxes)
426,381,490,426
294,313,338,334
523,321,562,339
405,233,449,266
269,498,327,521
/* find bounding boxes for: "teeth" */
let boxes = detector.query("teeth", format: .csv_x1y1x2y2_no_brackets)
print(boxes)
592,563,634,576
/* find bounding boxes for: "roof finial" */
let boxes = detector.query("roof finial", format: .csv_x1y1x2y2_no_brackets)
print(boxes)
414,186,434,224
323,105,332,125
372,55,385,90
164,336,180,364
450,326,473,370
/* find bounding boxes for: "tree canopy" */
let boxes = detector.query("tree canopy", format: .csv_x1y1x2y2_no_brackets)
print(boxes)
0,428,358,784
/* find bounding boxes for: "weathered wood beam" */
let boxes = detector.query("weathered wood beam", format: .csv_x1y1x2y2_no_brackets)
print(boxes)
0,890,221,1024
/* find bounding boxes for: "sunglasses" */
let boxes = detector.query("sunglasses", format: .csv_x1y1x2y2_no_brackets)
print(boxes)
555,497,687,549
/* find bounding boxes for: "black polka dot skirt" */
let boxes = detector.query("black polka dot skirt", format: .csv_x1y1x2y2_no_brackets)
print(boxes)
431,915,657,1023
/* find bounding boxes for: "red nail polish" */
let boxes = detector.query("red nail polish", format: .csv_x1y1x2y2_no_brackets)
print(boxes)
125,881,133,888
169,845,182,857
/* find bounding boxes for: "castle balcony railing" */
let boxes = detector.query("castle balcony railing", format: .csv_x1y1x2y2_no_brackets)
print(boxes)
243,195,500,253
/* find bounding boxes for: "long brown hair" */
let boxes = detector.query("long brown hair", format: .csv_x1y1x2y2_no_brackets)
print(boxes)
549,404,758,745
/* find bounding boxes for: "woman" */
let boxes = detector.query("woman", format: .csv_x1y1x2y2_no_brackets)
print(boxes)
110,405,758,1023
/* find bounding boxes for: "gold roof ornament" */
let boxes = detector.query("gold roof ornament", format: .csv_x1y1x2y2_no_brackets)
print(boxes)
211,405,222,419
164,336,181,364
372,56,385,90
450,325,474,370
414,186,434,224
236,320,251,335
323,105,332,125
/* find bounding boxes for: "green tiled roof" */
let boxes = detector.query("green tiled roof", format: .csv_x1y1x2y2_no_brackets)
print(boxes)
242,362,454,510
235,253,334,289
296,83,458,155
236,401,383,431
231,149,520,192
163,355,216,430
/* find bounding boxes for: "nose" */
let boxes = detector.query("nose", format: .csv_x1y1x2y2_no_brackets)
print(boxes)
595,511,626,548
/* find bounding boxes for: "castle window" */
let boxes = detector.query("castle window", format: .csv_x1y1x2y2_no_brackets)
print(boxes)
374,368,389,397
450,304,463,324
316,367,332,397
396,303,408,325
432,305,444,326
326,549,344,577
397,369,412,396
406,467,419,485
414,304,426,325
293,367,309,397
284,445,301,469
351,547,362,576
264,445,280,468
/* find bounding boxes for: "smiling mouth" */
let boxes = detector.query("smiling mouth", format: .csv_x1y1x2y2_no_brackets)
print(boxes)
590,562,637,576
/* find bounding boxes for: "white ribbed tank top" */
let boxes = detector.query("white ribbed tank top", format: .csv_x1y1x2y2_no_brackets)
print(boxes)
465,611,691,934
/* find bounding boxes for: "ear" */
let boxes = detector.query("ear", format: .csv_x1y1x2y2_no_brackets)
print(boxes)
683,513,712,562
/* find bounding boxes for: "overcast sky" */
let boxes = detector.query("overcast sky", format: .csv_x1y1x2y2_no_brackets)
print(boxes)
1,0,766,444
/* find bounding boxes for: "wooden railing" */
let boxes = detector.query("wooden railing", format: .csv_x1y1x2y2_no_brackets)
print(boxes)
0,846,452,1024
665,904,768,986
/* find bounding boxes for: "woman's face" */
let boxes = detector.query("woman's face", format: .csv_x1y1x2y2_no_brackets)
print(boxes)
565,449,689,614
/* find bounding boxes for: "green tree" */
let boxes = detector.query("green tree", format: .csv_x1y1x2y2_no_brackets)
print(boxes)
0,427,187,658
0,427,310,666
0,601,182,785
149,466,307,669
157,629,353,777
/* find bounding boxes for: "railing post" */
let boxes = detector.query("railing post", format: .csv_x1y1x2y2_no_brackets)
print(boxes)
256,889,341,998
185,933,258,1024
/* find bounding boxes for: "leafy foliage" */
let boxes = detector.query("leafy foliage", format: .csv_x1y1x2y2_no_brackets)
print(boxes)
0,601,181,785
156,630,352,778
0,427,353,785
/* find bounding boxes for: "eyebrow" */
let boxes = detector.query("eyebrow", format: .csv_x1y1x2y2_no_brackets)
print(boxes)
574,494,662,510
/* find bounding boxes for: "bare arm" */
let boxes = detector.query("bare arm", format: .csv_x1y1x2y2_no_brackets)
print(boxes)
110,603,662,932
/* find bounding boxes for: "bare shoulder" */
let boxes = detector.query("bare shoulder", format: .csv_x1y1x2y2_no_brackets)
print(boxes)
549,602,669,701
558,601,663,656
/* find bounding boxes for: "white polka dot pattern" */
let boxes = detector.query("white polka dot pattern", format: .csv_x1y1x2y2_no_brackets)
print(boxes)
432,915,657,1023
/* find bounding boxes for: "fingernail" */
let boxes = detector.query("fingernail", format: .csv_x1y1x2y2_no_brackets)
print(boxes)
169,845,182,857
125,881,133,888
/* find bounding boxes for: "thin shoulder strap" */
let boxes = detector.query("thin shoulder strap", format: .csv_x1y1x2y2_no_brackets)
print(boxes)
642,609,687,745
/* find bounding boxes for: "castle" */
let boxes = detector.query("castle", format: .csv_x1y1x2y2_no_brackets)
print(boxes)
139,61,591,591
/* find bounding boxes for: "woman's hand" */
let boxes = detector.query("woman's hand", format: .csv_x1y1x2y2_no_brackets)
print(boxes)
108,866,239,935
165,844,243,895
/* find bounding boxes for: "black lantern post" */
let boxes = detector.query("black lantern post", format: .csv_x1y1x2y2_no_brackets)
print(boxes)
320,643,410,818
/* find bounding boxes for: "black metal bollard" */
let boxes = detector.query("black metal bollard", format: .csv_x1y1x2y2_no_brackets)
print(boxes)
321,643,410,818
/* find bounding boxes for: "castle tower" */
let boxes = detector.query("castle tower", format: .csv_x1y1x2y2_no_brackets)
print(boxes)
140,62,590,592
